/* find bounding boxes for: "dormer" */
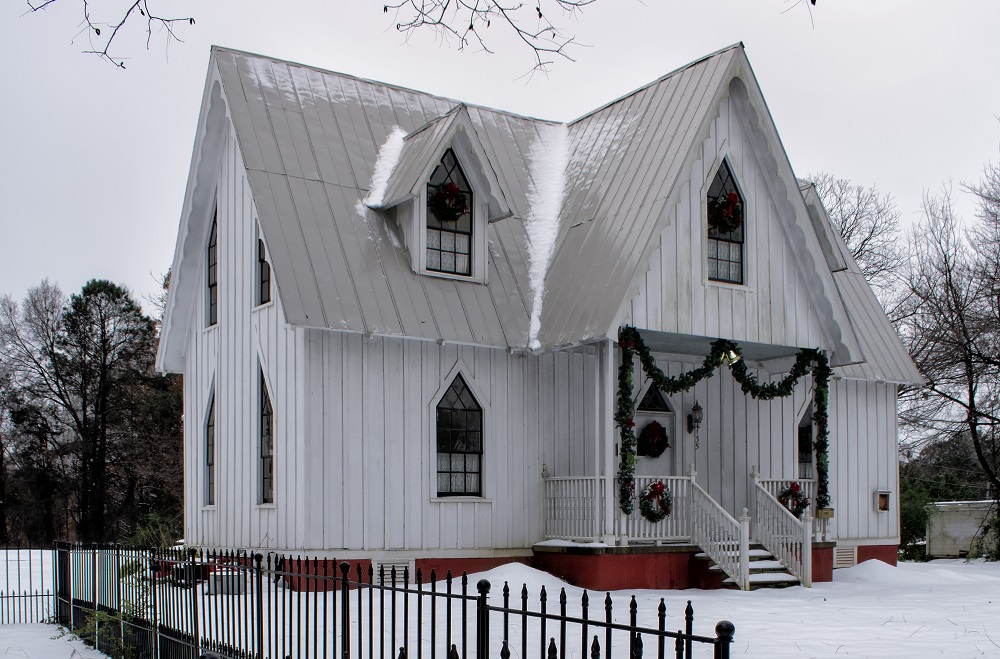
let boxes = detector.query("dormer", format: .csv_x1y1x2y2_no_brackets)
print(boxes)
366,105,511,283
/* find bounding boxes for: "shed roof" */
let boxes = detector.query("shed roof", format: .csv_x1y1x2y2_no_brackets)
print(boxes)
158,44,918,385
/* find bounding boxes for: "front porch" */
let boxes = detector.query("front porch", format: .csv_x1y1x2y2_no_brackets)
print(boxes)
541,469,832,590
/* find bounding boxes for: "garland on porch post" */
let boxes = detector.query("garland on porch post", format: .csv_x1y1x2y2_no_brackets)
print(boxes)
615,326,831,517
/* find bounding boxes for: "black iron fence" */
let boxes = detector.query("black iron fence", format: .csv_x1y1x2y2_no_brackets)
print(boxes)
43,543,734,658
0,545,55,623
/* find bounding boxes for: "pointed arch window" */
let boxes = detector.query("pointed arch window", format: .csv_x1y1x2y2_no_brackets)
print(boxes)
707,160,745,285
436,375,483,496
798,407,815,480
205,392,216,506
638,385,671,412
257,237,271,306
426,149,473,276
260,369,274,504
207,212,218,325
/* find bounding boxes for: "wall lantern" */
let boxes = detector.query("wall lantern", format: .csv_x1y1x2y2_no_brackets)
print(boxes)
687,401,703,449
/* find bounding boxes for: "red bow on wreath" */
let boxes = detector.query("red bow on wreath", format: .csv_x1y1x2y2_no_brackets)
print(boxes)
650,481,666,505
723,192,739,219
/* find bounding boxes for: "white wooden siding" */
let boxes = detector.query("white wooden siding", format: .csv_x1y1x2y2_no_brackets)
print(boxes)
184,126,304,551
627,96,829,351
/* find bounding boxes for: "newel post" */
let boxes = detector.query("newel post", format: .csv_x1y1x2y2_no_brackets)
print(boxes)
687,464,697,541
802,511,813,587
738,508,751,591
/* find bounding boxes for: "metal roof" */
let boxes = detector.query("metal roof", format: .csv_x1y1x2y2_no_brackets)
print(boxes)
158,44,917,385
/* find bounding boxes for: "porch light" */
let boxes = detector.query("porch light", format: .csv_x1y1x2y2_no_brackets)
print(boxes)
687,401,703,448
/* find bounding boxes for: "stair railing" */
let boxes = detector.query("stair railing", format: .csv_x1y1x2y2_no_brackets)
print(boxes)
750,467,812,587
688,466,750,590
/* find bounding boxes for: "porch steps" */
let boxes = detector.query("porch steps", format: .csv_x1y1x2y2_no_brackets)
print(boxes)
695,545,801,590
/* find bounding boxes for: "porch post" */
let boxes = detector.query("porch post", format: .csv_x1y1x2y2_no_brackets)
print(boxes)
601,338,617,544
593,339,602,543
738,508,751,591
802,511,813,587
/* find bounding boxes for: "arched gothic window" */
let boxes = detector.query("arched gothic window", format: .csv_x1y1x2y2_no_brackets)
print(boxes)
436,375,482,496
207,212,218,325
707,160,745,284
426,149,473,276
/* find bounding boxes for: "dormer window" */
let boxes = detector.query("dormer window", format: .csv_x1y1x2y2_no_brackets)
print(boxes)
707,160,745,285
426,149,473,276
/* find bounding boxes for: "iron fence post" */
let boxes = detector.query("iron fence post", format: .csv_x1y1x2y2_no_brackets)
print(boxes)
341,562,351,659
255,554,264,659
476,579,491,659
713,621,735,659
189,549,200,657
150,548,160,659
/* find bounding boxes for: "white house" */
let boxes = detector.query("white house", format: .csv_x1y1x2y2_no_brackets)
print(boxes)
156,43,922,590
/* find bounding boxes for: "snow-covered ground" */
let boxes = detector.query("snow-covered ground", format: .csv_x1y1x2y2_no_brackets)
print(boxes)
0,623,108,658
3,558,999,657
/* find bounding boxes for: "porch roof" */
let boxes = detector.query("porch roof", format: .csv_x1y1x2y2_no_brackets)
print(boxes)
636,329,826,366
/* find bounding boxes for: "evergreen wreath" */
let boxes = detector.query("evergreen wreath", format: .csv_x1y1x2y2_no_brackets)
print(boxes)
428,182,469,223
638,480,672,523
708,192,743,234
777,482,811,519
637,420,670,458
616,326,831,516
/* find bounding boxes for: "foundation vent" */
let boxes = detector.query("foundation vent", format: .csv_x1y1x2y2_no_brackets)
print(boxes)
372,559,415,583
833,545,857,569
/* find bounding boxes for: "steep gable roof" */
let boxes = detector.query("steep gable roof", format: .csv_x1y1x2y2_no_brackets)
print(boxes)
159,44,915,381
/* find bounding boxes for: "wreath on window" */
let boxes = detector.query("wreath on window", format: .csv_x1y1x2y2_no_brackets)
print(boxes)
637,420,670,458
638,480,672,523
428,182,469,224
708,192,743,234
777,482,810,519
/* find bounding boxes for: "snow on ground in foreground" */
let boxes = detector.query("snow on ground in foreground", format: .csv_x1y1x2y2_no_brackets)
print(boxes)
0,624,107,658
4,559,1000,658
471,559,1000,658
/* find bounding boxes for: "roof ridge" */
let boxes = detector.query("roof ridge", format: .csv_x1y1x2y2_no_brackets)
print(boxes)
210,45,562,126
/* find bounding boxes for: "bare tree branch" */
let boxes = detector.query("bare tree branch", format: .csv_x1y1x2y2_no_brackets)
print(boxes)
25,0,194,68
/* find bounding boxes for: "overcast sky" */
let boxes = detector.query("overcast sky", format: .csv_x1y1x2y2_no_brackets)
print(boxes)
2,0,998,311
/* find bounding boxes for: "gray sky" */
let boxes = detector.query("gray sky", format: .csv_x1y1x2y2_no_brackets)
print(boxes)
2,0,998,311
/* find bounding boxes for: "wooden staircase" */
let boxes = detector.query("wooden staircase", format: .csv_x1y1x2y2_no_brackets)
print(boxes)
697,545,800,590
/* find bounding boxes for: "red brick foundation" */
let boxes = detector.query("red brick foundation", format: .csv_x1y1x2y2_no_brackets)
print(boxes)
532,548,696,590
856,544,898,566
811,544,833,583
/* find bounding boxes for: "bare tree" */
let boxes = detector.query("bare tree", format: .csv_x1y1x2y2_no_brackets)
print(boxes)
899,188,1000,511
386,0,594,70
24,0,193,68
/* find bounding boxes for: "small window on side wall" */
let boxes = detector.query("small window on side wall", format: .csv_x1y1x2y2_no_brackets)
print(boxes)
205,392,216,506
258,237,271,306
426,149,473,277
207,212,218,326
436,375,482,496
260,369,274,504
707,160,745,285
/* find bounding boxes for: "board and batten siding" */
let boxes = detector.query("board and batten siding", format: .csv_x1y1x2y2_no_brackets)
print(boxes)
627,95,829,351
302,333,600,554
184,126,304,551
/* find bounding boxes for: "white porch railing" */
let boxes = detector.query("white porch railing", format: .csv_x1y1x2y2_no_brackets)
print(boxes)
621,476,693,542
757,477,817,514
689,471,750,591
543,477,606,541
752,470,812,586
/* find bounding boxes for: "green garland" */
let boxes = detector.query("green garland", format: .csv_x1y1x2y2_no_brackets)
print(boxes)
616,326,831,516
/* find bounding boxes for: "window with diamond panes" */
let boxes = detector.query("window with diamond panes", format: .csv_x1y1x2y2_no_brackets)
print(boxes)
706,160,745,285
426,149,473,276
205,394,216,506
638,385,670,412
260,370,274,504
436,375,483,496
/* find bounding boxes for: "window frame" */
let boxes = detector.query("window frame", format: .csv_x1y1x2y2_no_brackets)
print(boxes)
434,373,484,498
259,368,274,505
207,211,219,326
257,235,271,307
205,391,216,506
425,149,475,278
705,158,746,286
